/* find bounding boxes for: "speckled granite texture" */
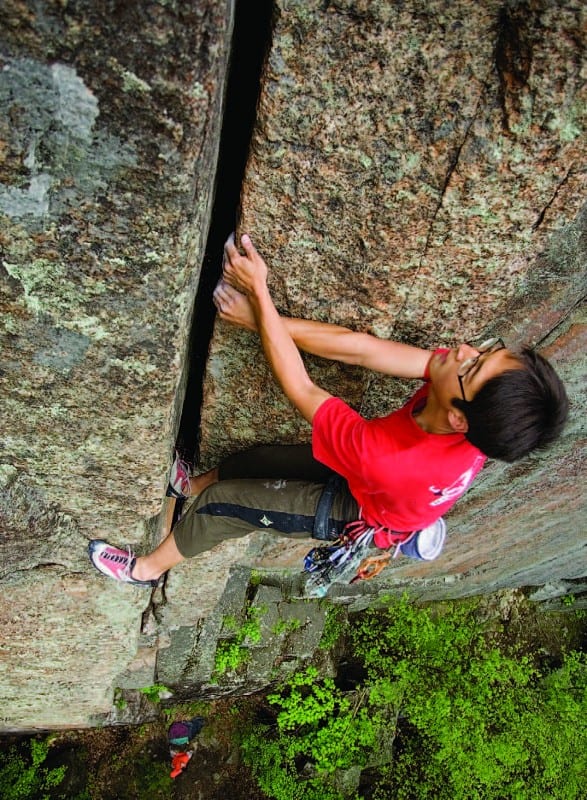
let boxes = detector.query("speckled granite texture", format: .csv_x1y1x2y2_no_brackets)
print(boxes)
0,0,234,729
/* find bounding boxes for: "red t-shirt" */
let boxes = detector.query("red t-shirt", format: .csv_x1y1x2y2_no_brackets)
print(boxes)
312,376,486,547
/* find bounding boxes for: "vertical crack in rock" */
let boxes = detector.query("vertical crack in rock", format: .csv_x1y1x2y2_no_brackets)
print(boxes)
534,290,586,349
495,1,537,133
423,96,485,248
175,0,274,464
532,165,574,231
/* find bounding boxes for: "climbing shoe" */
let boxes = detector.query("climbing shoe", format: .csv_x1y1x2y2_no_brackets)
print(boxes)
88,539,157,587
166,454,191,499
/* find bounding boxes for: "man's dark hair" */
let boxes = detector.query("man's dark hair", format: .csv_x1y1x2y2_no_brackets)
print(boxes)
452,347,569,462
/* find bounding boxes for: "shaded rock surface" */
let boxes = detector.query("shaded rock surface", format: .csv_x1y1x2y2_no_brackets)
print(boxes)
195,0,586,680
2,588,584,800
0,1,585,731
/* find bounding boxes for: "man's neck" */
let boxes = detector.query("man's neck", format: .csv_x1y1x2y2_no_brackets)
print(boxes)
412,392,457,435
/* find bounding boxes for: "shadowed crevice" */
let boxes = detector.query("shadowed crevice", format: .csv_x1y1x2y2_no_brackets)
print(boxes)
495,2,538,132
175,0,274,465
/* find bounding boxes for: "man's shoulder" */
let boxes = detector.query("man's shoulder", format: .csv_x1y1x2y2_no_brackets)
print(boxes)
312,395,360,425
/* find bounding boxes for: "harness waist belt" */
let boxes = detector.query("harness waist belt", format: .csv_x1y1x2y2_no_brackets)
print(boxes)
313,474,346,540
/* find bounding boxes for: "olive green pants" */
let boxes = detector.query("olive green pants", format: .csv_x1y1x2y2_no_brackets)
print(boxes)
173,445,358,558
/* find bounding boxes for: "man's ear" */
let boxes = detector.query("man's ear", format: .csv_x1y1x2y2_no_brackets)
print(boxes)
448,406,469,433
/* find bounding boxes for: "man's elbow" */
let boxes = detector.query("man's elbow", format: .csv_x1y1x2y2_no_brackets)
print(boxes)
289,383,332,424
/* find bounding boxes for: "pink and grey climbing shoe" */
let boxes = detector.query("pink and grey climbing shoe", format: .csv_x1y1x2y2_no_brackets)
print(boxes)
88,539,157,587
165,454,192,499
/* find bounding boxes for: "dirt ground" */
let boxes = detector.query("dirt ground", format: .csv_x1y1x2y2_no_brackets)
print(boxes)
44,695,271,800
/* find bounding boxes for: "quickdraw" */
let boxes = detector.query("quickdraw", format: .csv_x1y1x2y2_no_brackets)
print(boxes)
303,515,447,596
303,519,413,597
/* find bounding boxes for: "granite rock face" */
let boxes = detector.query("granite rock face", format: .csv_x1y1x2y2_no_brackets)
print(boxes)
1,0,234,530
0,0,235,729
191,0,585,701
0,1,585,731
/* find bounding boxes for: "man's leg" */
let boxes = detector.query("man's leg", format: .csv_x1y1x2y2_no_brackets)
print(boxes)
175,445,328,498
89,453,353,585
188,467,219,496
161,466,219,548
131,529,185,581
130,476,328,582
89,465,223,584
138,447,323,583
162,444,329,551
172,478,326,558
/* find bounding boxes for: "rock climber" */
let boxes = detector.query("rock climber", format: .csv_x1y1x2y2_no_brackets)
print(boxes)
88,233,569,586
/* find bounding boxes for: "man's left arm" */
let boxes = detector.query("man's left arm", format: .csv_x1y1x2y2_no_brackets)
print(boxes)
222,234,332,424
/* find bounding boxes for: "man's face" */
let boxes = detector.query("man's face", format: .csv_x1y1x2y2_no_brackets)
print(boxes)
428,343,522,408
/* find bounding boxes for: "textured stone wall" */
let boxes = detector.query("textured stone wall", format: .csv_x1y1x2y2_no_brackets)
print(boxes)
1,1,234,531
199,0,586,594
0,0,585,731
0,0,235,730
147,0,586,715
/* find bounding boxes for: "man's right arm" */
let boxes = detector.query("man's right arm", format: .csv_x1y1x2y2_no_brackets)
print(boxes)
214,279,431,380
284,317,430,378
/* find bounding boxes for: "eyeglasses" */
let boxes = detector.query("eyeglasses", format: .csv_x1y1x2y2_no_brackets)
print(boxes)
457,337,505,401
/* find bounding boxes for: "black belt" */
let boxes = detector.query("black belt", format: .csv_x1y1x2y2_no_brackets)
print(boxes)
313,474,347,541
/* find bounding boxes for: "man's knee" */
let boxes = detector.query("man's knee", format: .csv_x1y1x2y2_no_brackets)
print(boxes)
194,479,241,511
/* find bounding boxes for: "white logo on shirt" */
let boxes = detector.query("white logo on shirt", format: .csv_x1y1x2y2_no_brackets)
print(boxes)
428,456,484,507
